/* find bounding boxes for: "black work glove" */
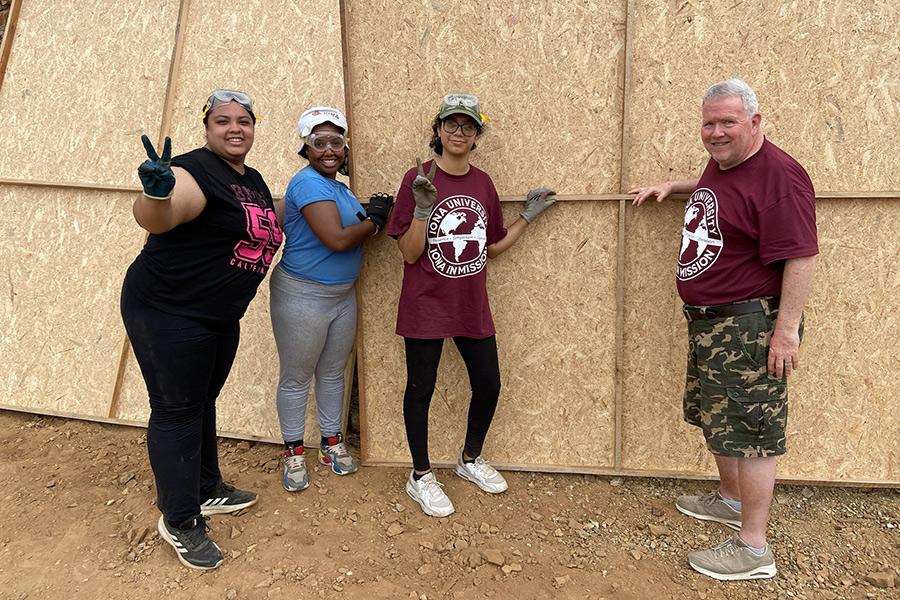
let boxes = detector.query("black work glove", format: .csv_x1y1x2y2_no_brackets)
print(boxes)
365,192,394,234
138,135,175,200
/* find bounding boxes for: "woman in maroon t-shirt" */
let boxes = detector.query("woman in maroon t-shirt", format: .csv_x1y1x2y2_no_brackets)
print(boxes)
385,93,556,517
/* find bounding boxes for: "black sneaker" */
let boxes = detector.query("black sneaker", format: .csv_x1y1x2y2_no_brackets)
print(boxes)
157,515,224,570
200,481,258,515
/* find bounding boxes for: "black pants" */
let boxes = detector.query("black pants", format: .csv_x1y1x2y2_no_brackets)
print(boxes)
403,336,501,471
121,284,237,525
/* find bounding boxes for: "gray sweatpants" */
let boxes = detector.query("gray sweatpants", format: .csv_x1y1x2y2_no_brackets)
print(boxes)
270,265,357,442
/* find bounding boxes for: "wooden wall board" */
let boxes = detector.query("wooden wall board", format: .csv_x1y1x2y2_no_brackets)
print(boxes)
164,0,346,196
344,0,626,198
359,201,619,469
0,185,143,418
0,0,178,187
625,0,900,193
114,256,354,445
621,199,900,484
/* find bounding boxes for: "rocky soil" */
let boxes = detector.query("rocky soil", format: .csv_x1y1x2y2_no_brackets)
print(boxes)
0,410,897,600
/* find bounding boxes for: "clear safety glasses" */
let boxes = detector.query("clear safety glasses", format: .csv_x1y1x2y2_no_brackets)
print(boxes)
306,132,347,152
202,89,255,119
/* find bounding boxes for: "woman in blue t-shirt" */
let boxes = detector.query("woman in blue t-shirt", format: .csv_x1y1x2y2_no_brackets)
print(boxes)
270,106,393,492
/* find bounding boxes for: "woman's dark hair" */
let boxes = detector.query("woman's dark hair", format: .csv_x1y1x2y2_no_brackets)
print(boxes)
429,115,482,155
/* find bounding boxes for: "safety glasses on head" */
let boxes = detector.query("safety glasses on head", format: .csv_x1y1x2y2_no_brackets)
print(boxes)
438,92,488,127
202,89,256,121
305,132,347,152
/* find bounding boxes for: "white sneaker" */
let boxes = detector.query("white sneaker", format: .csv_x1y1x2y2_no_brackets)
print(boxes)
405,471,455,517
455,454,508,493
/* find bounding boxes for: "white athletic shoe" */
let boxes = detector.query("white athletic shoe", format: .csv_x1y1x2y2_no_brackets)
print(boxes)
405,471,455,517
454,454,508,494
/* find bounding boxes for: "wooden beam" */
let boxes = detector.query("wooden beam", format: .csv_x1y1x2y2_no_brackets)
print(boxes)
0,0,22,95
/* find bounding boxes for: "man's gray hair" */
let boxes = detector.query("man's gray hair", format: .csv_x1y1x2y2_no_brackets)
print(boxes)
703,79,759,116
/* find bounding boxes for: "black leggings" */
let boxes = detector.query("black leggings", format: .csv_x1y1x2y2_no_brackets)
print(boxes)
403,336,501,472
121,283,237,525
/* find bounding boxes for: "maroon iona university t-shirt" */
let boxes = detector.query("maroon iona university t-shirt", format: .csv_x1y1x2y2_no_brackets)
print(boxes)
386,161,507,339
676,138,818,306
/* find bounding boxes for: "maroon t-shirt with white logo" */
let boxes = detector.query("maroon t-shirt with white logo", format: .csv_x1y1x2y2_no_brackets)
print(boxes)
676,138,818,306
386,161,507,339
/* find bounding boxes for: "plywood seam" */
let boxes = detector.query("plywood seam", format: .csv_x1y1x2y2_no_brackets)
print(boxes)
0,179,898,202
613,0,636,472
107,0,191,422
157,0,191,143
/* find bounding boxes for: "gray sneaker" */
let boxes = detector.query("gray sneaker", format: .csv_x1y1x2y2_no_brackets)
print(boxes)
281,446,310,492
676,490,741,530
688,535,777,581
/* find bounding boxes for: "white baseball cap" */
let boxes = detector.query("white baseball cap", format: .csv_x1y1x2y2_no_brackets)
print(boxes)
297,106,348,152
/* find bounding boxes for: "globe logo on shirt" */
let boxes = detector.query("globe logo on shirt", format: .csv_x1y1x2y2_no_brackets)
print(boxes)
427,195,489,278
676,187,724,281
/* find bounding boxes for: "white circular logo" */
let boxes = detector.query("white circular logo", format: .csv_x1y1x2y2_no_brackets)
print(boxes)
427,195,488,278
676,187,724,281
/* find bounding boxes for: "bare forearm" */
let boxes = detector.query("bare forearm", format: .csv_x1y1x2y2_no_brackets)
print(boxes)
133,193,179,233
775,255,816,334
398,219,427,264
487,217,528,258
321,221,377,252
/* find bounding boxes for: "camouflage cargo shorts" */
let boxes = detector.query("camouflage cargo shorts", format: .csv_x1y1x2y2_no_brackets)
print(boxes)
683,297,802,458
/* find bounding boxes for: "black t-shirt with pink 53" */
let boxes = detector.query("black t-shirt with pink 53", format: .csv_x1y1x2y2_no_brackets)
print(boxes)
676,139,818,307
125,147,283,322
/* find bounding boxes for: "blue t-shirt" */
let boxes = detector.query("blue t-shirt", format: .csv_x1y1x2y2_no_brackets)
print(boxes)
279,166,364,284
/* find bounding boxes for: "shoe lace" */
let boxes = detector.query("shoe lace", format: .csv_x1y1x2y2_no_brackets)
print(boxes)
470,456,498,479
326,441,351,459
699,490,720,506
180,516,212,549
711,537,740,559
421,477,447,501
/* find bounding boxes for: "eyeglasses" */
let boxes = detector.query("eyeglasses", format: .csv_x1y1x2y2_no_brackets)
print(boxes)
306,132,347,152
441,119,478,137
202,89,255,119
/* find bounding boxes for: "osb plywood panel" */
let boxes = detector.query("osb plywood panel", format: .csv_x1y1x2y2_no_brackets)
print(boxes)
0,185,142,417
626,0,900,192
115,253,352,444
622,199,900,483
0,0,177,187
360,201,618,468
346,0,625,198
164,0,345,196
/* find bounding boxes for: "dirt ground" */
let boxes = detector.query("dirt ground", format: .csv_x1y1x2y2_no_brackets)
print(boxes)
0,410,897,600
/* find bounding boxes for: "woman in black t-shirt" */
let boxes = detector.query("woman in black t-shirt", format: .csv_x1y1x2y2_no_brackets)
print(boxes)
120,90,282,571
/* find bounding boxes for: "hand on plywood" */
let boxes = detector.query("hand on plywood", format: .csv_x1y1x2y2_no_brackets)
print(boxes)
628,181,673,206
521,188,557,223
412,158,437,221
138,135,176,200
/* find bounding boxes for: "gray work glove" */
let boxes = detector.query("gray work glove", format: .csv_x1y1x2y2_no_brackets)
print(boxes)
413,158,437,221
521,187,557,223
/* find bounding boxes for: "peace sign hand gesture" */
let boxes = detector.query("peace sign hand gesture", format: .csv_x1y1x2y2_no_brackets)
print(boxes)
412,157,438,221
138,134,176,200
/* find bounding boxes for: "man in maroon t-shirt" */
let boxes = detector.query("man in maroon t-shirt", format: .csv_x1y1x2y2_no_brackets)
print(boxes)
630,79,818,581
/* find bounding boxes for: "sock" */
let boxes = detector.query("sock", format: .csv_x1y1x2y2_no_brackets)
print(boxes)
718,491,742,512
739,536,768,556
413,470,430,481
322,433,342,447
462,451,477,464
